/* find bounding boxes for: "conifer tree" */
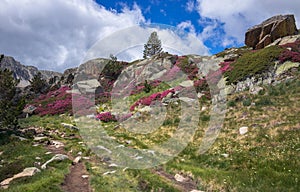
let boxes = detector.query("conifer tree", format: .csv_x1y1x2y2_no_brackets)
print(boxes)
143,31,163,59
30,72,48,94
0,69,22,129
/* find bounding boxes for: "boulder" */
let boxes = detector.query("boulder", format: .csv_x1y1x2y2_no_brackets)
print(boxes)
245,15,298,49
23,105,37,115
0,167,41,189
41,154,69,169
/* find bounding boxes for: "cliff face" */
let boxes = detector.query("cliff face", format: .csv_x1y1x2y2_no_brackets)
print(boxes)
0,54,62,87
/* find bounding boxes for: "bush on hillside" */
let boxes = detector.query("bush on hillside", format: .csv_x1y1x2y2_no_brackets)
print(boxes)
224,46,284,84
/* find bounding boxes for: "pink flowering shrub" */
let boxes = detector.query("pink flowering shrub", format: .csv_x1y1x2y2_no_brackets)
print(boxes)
175,56,199,80
96,112,116,122
279,40,300,63
32,86,94,116
278,50,300,63
33,86,72,116
130,89,175,111
281,40,300,52
96,112,132,122
219,60,234,73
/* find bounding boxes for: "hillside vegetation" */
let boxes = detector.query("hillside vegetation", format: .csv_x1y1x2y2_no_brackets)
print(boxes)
1,41,300,191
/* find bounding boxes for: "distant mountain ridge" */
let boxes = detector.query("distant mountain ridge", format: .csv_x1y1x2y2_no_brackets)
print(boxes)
0,54,62,87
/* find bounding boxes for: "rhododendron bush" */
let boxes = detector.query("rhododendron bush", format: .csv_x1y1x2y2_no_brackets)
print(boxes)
31,86,94,116
279,41,300,63
130,89,175,111
278,50,300,63
96,112,132,122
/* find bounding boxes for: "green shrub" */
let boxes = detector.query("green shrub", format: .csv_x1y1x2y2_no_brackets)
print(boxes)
143,80,152,93
256,97,273,106
227,100,236,107
243,98,252,106
225,46,284,84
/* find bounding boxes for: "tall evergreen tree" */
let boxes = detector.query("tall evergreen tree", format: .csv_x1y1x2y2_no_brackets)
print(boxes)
0,69,23,129
143,31,163,59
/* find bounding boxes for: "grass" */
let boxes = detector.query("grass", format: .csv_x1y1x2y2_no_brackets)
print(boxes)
225,46,284,84
1,70,299,191
0,131,70,192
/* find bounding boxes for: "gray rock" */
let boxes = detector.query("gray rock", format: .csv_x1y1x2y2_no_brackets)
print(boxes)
103,170,116,175
179,80,194,87
239,127,248,135
179,97,196,104
41,154,69,169
250,86,263,95
23,105,37,115
72,156,82,164
0,167,41,189
174,174,188,182
61,123,78,130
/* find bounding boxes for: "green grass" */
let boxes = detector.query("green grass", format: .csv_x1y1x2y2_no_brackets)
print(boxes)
225,46,284,84
0,131,70,192
1,72,299,191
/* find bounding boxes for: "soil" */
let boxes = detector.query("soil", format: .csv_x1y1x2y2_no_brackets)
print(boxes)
61,162,91,192
46,143,91,192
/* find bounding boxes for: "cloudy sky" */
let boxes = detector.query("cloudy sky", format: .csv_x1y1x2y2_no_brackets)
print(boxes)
0,0,300,72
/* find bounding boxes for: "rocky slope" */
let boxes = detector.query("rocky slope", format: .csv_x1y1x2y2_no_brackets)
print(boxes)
0,54,62,87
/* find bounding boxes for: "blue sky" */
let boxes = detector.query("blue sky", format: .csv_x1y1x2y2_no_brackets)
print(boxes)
96,0,225,54
0,0,300,72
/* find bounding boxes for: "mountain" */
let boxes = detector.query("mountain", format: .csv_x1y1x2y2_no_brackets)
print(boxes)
0,54,62,87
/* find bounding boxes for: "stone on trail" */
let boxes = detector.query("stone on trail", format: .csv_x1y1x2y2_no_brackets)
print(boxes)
41,154,69,169
174,173,188,182
72,156,82,164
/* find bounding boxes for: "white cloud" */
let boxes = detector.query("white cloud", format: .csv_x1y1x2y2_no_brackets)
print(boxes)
197,0,300,46
0,0,210,72
0,0,145,72
84,24,209,63
186,0,195,12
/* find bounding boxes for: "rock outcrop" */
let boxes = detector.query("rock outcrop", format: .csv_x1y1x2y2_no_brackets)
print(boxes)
245,14,298,49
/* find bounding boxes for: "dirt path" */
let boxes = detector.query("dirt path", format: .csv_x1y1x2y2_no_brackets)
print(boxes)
61,162,91,192
46,144,91,192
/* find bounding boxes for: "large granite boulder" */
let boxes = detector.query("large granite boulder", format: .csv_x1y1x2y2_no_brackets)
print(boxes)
245,14,298,49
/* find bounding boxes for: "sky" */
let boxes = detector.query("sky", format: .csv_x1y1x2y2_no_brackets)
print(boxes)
0,0,300,72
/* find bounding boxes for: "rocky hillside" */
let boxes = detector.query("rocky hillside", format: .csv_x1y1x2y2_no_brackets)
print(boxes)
0,54,62,87
0,14,300,192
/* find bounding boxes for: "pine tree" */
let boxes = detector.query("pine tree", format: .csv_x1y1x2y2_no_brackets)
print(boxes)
29,72,48,94
0,69,22,129
143,31,163,59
